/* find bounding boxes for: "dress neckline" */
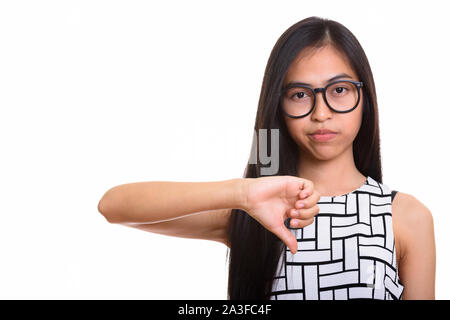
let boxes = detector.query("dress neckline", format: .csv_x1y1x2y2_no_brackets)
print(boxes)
318,176,369,198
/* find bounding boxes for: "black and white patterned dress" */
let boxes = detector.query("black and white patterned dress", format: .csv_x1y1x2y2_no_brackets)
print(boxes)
269,176,404,300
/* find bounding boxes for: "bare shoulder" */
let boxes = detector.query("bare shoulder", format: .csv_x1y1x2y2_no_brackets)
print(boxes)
393,191,433,224
391,191,436,298
392,191,434,258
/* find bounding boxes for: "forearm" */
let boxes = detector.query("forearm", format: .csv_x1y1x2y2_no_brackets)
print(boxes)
97,178,246,224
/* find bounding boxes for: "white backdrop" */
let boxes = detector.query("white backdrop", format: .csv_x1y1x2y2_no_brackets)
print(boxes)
0,0,448,299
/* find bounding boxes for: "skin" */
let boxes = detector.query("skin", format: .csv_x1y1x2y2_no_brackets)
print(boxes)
282,44,436,299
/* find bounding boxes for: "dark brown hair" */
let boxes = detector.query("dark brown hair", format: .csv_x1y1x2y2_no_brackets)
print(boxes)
226,16,383,299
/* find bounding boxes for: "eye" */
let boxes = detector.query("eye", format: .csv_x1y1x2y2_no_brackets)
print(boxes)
292,92,305,99
334,86,347,94
288,89,312,100
327,82,354,96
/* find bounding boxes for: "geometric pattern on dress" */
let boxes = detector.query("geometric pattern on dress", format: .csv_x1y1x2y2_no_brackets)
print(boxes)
269,176,405,300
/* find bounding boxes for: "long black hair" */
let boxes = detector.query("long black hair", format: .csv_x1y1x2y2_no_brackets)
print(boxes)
226,16,384,299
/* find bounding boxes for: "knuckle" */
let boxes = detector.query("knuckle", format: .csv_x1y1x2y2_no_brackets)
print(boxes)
296,200,306,208
299,208,314,219
293,219,305,227
305,207,319,219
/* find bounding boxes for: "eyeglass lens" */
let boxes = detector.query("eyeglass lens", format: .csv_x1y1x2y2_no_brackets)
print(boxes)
282,81,360,117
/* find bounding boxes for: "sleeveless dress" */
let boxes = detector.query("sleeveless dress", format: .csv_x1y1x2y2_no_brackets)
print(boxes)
269,176,404,300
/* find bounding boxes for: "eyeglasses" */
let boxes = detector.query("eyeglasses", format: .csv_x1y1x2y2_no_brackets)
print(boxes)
280,80,364,118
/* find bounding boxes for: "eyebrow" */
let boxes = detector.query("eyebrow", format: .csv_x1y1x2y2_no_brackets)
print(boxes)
284,73,353,87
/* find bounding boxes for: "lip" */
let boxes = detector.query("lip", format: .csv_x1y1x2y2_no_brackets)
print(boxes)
308,132,338,142
311,129,337,135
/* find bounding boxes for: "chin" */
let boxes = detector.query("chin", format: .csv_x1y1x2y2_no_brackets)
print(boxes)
304,144,346,160
312,151,340,161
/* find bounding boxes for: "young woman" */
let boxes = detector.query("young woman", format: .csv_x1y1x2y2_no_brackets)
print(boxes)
97,16,435,300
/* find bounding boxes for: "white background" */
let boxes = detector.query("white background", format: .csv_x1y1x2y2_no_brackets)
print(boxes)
0,0,448,299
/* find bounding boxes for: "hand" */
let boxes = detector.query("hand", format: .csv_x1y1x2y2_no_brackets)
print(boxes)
242,175,320,254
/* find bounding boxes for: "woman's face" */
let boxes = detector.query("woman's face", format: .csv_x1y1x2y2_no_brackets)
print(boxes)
282,45,364,161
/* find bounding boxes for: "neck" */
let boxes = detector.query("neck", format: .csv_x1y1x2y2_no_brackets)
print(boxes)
297,145,366,197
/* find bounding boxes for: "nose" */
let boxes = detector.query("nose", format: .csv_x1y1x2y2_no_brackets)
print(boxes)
311,90,332,121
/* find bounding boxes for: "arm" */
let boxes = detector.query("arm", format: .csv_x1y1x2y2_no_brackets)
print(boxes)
120,208,232,247
97,178,245,224
396,193,436,299
97,175,320,254
97,179,245,247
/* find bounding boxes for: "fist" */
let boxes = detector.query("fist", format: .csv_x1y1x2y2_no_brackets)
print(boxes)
242,175,321,254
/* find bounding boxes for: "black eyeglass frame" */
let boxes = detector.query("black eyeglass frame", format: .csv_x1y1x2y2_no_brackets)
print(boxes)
280,79,364,119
